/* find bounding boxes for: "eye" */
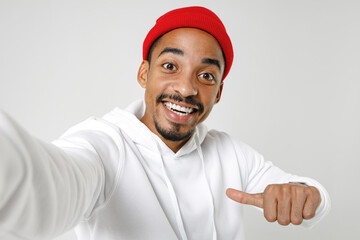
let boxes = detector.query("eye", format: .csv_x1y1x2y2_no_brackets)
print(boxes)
162,63,177,71
199,72,216,83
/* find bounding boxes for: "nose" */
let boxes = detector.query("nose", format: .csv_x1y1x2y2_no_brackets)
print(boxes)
172,72,198,97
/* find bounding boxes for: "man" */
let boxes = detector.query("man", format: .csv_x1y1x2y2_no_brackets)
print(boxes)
0,6,330,240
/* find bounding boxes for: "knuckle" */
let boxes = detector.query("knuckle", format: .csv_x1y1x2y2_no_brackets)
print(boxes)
307,186,320,196
309,187,321,202
237,194,245,203
265,184,289,197
265,184,276,193
277,212,290,226
291,215,303,225
281,185,291,196
303,210,315,219
277,218,290,226
291,184,304,194
264,210,277,222
264,214,277,222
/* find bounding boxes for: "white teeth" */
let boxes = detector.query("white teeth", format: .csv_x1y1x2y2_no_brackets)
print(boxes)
164,102,195,116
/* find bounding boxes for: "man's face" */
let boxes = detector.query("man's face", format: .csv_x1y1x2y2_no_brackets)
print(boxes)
138,28,225,151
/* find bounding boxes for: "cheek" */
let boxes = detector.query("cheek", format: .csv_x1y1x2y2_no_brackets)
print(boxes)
147,76,174,99
201,88,220,106
147,69,166,87
143,76,169,110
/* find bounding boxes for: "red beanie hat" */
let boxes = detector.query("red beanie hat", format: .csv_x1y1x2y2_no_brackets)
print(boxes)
143,6,234,81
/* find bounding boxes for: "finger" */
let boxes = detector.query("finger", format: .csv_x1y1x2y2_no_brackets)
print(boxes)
263,191,277,222
290,189,306,225
276,192,291,226
303,187,321,219
226,188,264,208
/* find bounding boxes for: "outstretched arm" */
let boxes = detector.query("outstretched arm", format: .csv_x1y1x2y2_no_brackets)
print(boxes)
0,111,104,239
230,140,331,227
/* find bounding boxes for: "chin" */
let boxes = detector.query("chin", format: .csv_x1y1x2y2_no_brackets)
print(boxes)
154,120,194,142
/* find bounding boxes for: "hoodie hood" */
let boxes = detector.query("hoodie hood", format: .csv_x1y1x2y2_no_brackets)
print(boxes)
102,99,208,158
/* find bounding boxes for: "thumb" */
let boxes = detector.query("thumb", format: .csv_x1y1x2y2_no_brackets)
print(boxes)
226,188,264,208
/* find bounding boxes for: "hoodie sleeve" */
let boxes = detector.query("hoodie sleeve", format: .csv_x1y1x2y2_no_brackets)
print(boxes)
0,111,107,239
235,140,331,228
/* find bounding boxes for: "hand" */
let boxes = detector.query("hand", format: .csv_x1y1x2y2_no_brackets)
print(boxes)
226,183,321,225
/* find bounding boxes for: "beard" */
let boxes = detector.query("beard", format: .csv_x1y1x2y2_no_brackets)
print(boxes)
153,93,204,142
154,117,194,142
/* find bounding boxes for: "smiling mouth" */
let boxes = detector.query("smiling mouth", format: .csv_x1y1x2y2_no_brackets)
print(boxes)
163,102,198,116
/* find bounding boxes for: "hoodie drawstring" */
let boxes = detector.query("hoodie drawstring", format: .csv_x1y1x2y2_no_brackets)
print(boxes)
195,133,218,240
154,139,189,240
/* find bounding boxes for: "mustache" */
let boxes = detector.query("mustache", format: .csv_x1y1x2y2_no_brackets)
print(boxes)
157,94,204,114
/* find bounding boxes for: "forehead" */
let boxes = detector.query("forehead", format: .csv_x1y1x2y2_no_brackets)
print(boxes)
152,28,225,64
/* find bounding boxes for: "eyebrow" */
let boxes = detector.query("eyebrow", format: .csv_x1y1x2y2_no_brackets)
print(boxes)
158,47,221,71
158,47,184,57
202,58,221,71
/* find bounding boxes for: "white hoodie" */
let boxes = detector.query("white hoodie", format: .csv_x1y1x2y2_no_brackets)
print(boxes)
0,100,330,240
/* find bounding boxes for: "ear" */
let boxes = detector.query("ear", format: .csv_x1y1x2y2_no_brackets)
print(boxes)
137,60,149,88
215,82,224,104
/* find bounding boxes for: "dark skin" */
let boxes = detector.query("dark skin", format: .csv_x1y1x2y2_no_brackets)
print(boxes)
226,183,321,225
137,28,224,153
137,28,321,225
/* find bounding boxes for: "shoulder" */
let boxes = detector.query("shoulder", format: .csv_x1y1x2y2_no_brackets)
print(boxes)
53,116,126,210
203,129,266,170
204,129,259,156
204,129,233,145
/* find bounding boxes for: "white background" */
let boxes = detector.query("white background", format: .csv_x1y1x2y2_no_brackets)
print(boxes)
0,0,359,239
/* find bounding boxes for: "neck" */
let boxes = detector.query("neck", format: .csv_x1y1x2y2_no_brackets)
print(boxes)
161,137,188,153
